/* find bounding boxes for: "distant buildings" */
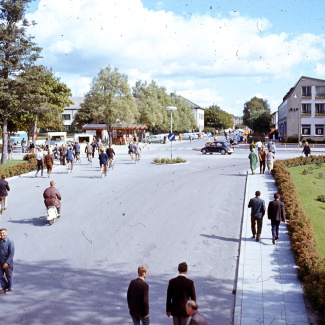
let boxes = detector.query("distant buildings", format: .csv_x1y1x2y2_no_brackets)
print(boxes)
278,76,325,141
62,95,205,132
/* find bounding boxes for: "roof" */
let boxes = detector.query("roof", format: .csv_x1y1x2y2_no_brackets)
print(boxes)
82,124,147,130
177,95,204,110
66,96,85,109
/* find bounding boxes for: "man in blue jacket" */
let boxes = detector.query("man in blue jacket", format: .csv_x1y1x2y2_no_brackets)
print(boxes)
248,191,266,242
0,228,15,294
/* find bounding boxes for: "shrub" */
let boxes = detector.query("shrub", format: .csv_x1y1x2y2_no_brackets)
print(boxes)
273,155,325,317
153,157,187,164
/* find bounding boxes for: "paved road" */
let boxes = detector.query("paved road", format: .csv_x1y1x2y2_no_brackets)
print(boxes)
0,140,304,324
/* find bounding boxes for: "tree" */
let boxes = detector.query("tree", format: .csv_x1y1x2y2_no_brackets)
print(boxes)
15,65,73,144
204,104,233,130
243,97,271,133
81,66,138,145
0,0,42,163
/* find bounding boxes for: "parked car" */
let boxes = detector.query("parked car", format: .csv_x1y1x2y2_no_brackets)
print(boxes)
201,141,234,155
145,135,164,144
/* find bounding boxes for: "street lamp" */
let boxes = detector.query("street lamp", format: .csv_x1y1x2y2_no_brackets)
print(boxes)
294,93,301,147
165,106,177,159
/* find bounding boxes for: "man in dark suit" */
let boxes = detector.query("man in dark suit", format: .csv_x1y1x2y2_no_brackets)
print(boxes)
166,262,196,325
127,265,150,325
267,193,286,244
186,300,209,325
248,191,266,242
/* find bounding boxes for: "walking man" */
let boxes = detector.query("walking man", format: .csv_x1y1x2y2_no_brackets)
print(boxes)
35,148,44,177
248,191,266,242
258,146,267,174
166,262,196,325
268,193,286,244
302,142,311,157
44,151,54,178
186,301,209,325
127,265,150,325
0,174,10,211
0,228,15,294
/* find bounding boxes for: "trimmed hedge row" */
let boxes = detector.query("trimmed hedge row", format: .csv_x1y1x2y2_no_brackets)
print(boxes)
273,155,325,319
0,154,37,177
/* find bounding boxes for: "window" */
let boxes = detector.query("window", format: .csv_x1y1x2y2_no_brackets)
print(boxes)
302,125,311,135
315,125,324,135
315,86,325,98
62,114,71,120
315,103,325,115
302,104,311,115
302,86,311,97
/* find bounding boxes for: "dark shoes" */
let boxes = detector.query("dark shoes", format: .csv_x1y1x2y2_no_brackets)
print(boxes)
272,237,275,245
256,235,260,242
251,235,255,238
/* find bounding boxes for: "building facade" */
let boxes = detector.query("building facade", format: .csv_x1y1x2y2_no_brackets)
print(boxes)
278,76,325,141
62,96,84,130
179,95,205,131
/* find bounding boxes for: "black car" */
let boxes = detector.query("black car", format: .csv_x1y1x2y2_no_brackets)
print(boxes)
201,141,234,155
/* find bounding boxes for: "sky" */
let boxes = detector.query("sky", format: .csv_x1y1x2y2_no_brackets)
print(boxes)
25,0,325,116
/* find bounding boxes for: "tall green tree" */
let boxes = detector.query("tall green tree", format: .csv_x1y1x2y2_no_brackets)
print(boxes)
243,96,271,133
15,65,72,144
0,0,42,163
204,104,233,130
81,66,138,145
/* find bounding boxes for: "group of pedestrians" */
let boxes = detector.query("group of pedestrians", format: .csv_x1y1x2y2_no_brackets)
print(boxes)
248,140,276,174
127,262,209,325
248,191,286,244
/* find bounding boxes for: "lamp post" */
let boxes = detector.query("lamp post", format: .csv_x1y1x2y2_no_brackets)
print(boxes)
165,106,177,159
294,93,301,147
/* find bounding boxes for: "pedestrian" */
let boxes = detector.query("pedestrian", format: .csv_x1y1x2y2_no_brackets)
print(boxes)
249,140,255,151
0,228,14,294
271,141,276,154
127,265,150,325
35,148,44,177
255,139,262,152
0,175,10,211
189,134,192,143
119,137,122,145
179,134,182,142
44,151,54,178
21,138,27,153
302,142,311,157
266,148,275,174
267,193,286,244
248,191,266,242
91,140,97,158
7,141,13,159
166,262,196,325
66,147,75,171
248,149,258,174
29,141,35,153
258,146,267,174
186,300,209,325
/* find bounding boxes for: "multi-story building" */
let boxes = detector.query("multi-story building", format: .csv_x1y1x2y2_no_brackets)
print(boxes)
62,96,84,130
278,76,325,141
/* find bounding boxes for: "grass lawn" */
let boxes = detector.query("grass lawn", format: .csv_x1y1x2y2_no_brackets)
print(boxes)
289,164,325,256
0,159,26,169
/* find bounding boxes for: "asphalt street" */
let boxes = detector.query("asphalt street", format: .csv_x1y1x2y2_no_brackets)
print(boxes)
0,139,304,324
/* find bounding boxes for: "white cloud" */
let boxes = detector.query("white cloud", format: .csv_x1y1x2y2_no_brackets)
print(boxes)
26,0,325,113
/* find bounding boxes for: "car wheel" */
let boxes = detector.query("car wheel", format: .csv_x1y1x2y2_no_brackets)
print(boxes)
202,149,207,154
221,149,226,155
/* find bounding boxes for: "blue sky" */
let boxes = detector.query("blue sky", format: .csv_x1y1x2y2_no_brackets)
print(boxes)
26,0,325,116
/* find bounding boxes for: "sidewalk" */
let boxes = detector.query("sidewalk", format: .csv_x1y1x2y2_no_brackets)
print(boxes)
234,173,309,325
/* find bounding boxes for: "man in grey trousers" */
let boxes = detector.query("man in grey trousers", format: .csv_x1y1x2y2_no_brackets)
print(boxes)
248,191,266,242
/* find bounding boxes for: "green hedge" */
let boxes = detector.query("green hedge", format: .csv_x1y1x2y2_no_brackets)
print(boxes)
1,154,37,177
273,155,325,319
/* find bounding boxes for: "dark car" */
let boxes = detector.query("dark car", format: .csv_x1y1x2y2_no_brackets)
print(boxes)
201,141,234,155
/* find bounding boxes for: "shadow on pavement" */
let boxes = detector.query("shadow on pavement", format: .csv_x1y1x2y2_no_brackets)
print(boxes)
200,234,239,243
7,216,48,227
0,260,234,325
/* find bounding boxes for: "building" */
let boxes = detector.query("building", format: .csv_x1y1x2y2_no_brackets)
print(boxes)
82,123,148,145
62,96,84,130
178,95,205,132
278,76,325,141
271,111,278,132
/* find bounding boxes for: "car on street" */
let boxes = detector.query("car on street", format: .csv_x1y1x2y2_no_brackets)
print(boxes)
201,141,234,155
145,135,165,143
